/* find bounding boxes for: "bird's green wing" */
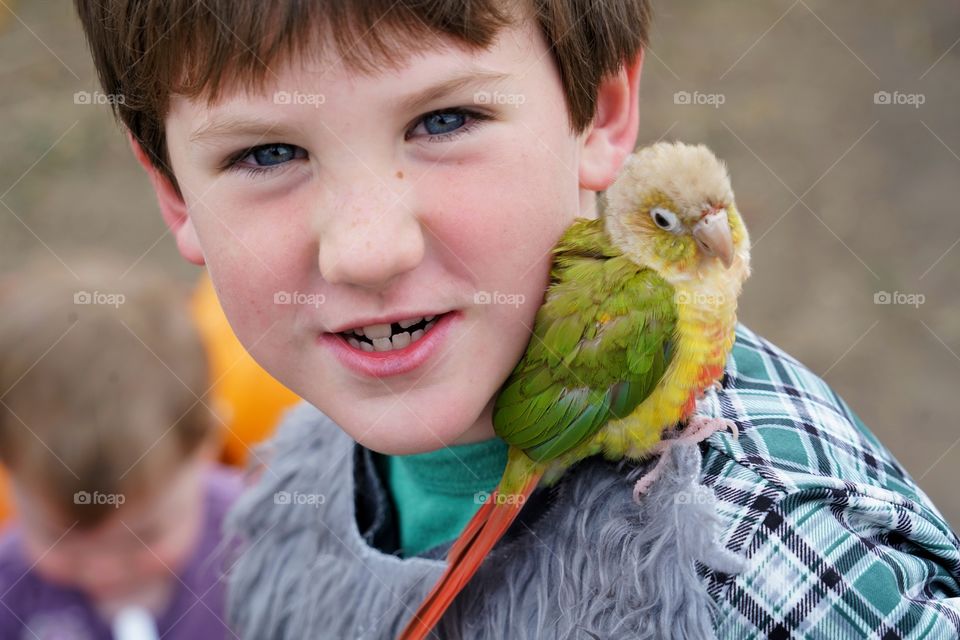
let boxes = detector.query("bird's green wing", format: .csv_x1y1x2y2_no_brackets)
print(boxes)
493,218,678,463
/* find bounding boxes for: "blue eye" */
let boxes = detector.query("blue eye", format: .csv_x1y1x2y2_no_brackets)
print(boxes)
227,143,307,177
423,111,465,135
407,108,491,142
252,144,300,166
226,108,491,178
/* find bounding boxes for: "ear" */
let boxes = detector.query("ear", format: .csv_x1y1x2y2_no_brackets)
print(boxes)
127,131,205,266
578,49,644,192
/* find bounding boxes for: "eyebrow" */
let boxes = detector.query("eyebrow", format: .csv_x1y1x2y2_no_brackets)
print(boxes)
189,69,511,145
190,118,302,145
396,69,512,113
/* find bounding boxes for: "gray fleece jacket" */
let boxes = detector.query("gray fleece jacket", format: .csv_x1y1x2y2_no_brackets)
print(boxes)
223,401,747,639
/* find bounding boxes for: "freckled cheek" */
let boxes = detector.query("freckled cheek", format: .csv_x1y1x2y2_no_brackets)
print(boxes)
439,215,552,289
194,188,313,260
418,160,564,263
418,165,564,333
195,194,316,339
205,266,283,347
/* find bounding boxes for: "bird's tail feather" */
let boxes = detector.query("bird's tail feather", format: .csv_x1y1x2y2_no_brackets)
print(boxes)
397,471,543,640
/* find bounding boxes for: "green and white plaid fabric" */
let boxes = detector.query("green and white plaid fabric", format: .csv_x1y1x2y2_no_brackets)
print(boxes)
696,324,960,639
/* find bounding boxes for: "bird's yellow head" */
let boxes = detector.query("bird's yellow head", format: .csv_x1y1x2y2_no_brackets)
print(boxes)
604,141,751,284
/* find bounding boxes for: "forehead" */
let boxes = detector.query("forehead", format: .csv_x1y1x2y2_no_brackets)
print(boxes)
166,13,546,132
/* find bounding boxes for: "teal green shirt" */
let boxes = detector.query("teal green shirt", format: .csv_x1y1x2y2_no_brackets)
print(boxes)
383,437,508,558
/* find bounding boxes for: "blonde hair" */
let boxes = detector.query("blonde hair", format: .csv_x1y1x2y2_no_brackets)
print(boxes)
0,256,214,527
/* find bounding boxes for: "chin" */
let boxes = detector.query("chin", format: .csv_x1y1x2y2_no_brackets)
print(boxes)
351,412,478,456
324,378,497,455
359,429,463,456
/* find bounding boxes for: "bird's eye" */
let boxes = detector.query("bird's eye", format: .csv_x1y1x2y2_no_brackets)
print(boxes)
650,207,680,231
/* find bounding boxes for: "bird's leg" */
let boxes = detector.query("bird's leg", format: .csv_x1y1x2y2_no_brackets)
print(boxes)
632,415,738,502
681,414,739,442
632,454,671,501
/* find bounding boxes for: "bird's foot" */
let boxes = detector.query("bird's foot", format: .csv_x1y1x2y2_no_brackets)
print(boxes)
682,414,739,443
633,415,738,503
645,414,737,457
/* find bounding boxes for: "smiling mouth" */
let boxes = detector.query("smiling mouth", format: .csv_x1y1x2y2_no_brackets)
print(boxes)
336,313,448,352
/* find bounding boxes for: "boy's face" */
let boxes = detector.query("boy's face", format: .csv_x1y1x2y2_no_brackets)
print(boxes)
160,17,634,454
13,459,204,617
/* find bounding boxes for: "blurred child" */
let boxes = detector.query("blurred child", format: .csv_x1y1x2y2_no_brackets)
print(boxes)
0,257,242,639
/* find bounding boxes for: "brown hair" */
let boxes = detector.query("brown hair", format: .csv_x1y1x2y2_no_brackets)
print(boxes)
0,256,214,528
73,0,652,196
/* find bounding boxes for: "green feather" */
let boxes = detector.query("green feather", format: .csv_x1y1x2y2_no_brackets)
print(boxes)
525,389,612,462
499,385,578,449
542,315,584,366
492,217,678,463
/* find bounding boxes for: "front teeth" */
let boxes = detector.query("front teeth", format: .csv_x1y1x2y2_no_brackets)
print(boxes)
363,323,392,339
372,330,414,352
344,315,440,339
342,316,439,352
391,332,411,349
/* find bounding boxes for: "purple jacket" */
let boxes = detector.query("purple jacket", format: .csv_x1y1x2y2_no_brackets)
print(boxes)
0,465,242,640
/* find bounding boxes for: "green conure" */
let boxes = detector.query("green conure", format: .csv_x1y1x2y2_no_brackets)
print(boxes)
400,141,753,640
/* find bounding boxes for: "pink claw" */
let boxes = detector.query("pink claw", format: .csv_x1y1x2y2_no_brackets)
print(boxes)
632,415,739,502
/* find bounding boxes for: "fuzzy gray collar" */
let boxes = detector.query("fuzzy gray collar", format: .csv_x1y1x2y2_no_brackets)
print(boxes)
224,402,747,639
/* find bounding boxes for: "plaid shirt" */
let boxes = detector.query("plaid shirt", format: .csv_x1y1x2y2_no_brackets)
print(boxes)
695,324,960,639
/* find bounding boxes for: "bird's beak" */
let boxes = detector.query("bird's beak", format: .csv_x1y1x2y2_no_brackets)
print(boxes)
693,209,734,269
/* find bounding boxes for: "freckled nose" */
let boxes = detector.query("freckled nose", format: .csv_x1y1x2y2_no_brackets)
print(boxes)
316,182,425,288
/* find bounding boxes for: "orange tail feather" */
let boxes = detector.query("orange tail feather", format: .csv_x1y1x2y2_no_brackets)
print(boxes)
397,472,543,640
